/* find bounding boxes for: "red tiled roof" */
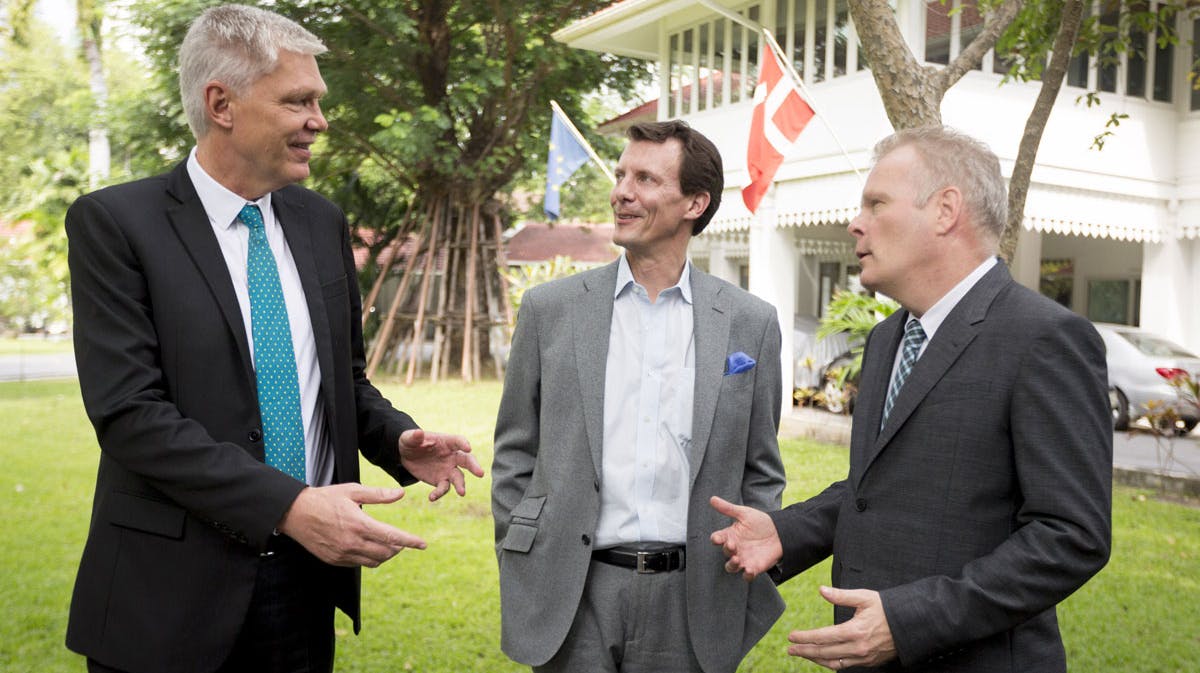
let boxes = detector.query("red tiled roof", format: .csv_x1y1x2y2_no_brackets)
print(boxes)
505,221,619,265
597,72,742,135
351,222,617,271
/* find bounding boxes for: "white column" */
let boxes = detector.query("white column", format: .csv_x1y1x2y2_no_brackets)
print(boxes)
707,240,738,285
1009,226,1042,291
1139,237,1190,345
749,192,798,414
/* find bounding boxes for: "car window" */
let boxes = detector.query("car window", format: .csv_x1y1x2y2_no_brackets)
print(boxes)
1115,331,1198,358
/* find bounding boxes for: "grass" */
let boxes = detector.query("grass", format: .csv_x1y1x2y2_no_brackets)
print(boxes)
0,337,73,356
1,378,1197,672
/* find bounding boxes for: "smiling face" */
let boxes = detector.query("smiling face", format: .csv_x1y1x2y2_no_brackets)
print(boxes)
214,50,328,198
609,139,708,258
847,144,941,301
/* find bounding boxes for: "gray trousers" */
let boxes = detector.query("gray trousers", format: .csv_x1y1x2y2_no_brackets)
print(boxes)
535,559,705,673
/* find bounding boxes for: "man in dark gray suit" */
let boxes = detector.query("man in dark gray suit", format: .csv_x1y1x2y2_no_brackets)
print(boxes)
711,126,1112,672
492,120,786,673
65,6,482,672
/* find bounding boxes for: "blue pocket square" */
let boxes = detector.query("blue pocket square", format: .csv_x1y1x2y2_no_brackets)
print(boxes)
724,352,756,375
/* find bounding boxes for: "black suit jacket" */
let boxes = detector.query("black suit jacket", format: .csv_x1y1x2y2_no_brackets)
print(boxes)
770,263,1112,672
64,162,418,673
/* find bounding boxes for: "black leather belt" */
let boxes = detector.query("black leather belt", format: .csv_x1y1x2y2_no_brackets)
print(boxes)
592,546,685,573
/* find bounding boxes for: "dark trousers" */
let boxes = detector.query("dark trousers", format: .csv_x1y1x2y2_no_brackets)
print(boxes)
88,536,335,673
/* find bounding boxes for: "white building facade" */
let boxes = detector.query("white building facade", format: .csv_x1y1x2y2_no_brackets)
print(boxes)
557,0,1200,398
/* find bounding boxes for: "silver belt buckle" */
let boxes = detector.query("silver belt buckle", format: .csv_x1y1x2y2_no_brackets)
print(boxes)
636,551,653,574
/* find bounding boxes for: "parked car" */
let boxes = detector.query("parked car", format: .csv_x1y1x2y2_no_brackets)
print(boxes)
1093,322,1200,435
793,315,858,413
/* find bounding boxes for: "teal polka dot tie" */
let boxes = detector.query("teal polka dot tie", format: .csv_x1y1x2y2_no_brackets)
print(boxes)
241,204,306,482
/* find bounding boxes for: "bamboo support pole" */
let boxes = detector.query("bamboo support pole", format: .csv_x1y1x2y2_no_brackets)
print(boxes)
404,199,442,385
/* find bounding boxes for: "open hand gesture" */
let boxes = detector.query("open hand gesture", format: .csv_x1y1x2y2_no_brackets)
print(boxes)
399,428,484,500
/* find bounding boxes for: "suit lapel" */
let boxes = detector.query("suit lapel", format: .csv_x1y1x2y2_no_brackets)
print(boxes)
575,261,618,479
688,269,729,486
867,262,1011,469
164,164,254,379
273,190,337,425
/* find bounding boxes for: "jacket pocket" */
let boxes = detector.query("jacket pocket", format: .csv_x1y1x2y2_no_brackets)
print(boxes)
510,495,546,520
501,523,538,553
502,495,547,553
108,490,186,540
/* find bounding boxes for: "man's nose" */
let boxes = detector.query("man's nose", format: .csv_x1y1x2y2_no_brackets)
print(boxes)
847,211,865,236
308,104,328,132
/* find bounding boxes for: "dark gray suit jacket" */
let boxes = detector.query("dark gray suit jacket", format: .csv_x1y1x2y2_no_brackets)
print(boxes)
492,260,787,673
770,262,1112,672
64,162,418,673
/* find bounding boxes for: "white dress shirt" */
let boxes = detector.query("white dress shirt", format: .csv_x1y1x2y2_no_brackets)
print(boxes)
186,148,333,486
889,256,998,379
595,253,695,548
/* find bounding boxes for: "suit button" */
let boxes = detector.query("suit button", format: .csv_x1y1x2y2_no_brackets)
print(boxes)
855,498,867,512
593,479,600,492
581,534,591,546
248,429,262,442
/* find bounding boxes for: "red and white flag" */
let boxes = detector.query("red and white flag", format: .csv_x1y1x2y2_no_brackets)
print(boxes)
742,41,815,214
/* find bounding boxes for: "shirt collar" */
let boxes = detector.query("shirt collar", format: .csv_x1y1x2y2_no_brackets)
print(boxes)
916,256,997,341
186,147,273,230
614,252,693,304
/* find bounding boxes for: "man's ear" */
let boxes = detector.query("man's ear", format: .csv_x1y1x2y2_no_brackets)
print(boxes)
685,191,711,221
933,185,964,235
204,81,235,131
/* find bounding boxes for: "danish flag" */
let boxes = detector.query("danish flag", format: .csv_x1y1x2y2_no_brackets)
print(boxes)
742,41,815,214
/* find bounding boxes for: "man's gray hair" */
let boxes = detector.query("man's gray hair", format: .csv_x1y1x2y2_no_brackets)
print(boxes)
873,126,1007,243
179,4,326,139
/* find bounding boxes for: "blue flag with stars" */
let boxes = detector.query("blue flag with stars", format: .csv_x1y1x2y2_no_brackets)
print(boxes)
544,107,591,220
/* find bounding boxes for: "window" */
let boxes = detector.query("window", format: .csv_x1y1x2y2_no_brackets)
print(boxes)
924,1,951,65
1153,35,1173,102
1126,2,1149,98
1087,278,1140,326
1193,18,1200,111
667,6,760,118
1040,259,1074,309
818,262,840,317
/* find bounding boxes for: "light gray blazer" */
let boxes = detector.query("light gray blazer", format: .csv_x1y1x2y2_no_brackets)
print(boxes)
769,263,1112,672
492,260,786,673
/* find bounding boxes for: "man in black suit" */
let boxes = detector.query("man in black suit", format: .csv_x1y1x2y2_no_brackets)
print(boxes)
711,126,1112,672
64,5,482,672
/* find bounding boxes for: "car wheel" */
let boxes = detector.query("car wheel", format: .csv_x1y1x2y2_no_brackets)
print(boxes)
1178,418,1198,436
1110,388,1130,431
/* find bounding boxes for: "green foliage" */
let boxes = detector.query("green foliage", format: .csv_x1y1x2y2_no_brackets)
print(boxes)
499,255,591,322
995,0,1200,148
0,13,162,327
3,378,1199,671
816,291,899,384
129,0,649,271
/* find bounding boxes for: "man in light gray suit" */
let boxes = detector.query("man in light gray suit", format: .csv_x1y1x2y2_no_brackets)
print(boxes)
492,120,786,673
711,127,1112,672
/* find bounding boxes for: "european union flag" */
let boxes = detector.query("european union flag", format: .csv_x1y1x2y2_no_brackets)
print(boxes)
544,107,591,220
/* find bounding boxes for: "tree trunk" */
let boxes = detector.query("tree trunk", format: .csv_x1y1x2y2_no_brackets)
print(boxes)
79,0,109,188
1001,0,1084,263
848,0,1024,130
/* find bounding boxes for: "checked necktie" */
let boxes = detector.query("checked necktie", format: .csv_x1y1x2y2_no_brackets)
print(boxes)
241,204,306,482
880,318,927,429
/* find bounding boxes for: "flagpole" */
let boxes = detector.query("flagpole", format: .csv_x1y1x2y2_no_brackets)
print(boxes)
759,29,863,182
550,100,615,184
692,1,863,183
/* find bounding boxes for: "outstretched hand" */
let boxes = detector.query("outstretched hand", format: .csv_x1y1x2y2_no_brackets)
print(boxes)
709,495,783,581
787,586,897,670
399,428,484,500
278,483,426,567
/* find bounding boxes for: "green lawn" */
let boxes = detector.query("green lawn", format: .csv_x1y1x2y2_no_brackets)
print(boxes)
0,337,73,356
1,378,1197,672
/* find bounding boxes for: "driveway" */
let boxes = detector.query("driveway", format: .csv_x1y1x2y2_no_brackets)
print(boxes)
0,353,77,382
